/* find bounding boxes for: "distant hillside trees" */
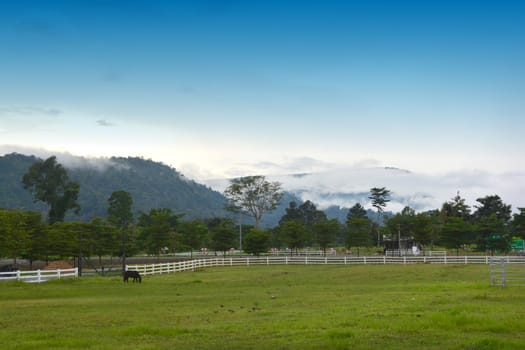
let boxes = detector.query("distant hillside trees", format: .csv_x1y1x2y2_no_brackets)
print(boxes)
0,153,228,223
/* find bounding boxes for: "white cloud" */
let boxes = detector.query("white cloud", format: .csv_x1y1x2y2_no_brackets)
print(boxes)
203,164,525,213
0,106,62,116
96,119,115,127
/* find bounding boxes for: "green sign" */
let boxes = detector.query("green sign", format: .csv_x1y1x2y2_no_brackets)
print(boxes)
511,239,524,251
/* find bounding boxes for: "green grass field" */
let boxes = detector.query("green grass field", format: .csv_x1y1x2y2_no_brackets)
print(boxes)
1,264,524,349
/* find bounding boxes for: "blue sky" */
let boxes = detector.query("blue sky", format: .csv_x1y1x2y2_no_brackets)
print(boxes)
1,0,524,185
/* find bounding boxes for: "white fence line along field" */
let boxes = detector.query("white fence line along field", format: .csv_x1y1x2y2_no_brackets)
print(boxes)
0,268,78,283
127,255,525,276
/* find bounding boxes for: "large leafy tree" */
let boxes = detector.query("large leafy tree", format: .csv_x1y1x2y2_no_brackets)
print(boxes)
138,208,179,258
440,217,473,255
298,200,327,229
345,218,372,254
46,222,87,259
512,208,525,239
279,220,308,255
107,190,134,270
107,191,134,229
346,203,368,221
345,203,373,254
243,228,271,256
207,218,236,255
0,209,40,263
224,175,283,228
385,206,415,247
369,187,391,246
178,220,208,258
413,211,440,247
472,195,512,251
22,156,80,224
313,218,340,256
441,191,471,220
89,217,119,265
473,195,512,223
277,200,325,250
279,201,303,225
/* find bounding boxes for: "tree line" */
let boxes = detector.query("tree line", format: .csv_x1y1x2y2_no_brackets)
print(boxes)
1,157,525,269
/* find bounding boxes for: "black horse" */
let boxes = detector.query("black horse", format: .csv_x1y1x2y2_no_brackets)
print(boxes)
123,270,142,283
0,264,19,277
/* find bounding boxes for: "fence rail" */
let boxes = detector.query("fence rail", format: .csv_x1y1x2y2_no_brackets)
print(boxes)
490,258,525,287
0,268,78,283
126,256,525,276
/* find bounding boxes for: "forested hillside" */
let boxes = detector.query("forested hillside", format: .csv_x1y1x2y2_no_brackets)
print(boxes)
0,153,370,227
0,153,228,221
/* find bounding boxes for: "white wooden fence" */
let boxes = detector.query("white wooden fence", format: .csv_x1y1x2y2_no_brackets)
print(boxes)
0,268,78,283
127,256,525,276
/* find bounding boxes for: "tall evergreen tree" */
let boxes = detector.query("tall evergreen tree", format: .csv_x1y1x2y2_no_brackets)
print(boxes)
369,187,391,246
347,203,368,220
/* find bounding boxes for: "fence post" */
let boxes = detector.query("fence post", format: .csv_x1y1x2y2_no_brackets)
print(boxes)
286,256,288,265
37,270,41,283
403,256,406,264
501,259,506,287
489,258,494,285
16,270,21,281
465,256,468,264
364,256,367,265
58,269,61,279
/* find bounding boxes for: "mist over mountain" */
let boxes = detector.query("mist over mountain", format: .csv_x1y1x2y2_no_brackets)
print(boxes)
205,166,525,216
2,151,523,228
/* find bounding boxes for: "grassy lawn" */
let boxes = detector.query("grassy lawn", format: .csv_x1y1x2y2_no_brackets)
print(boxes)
0,264,524,349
